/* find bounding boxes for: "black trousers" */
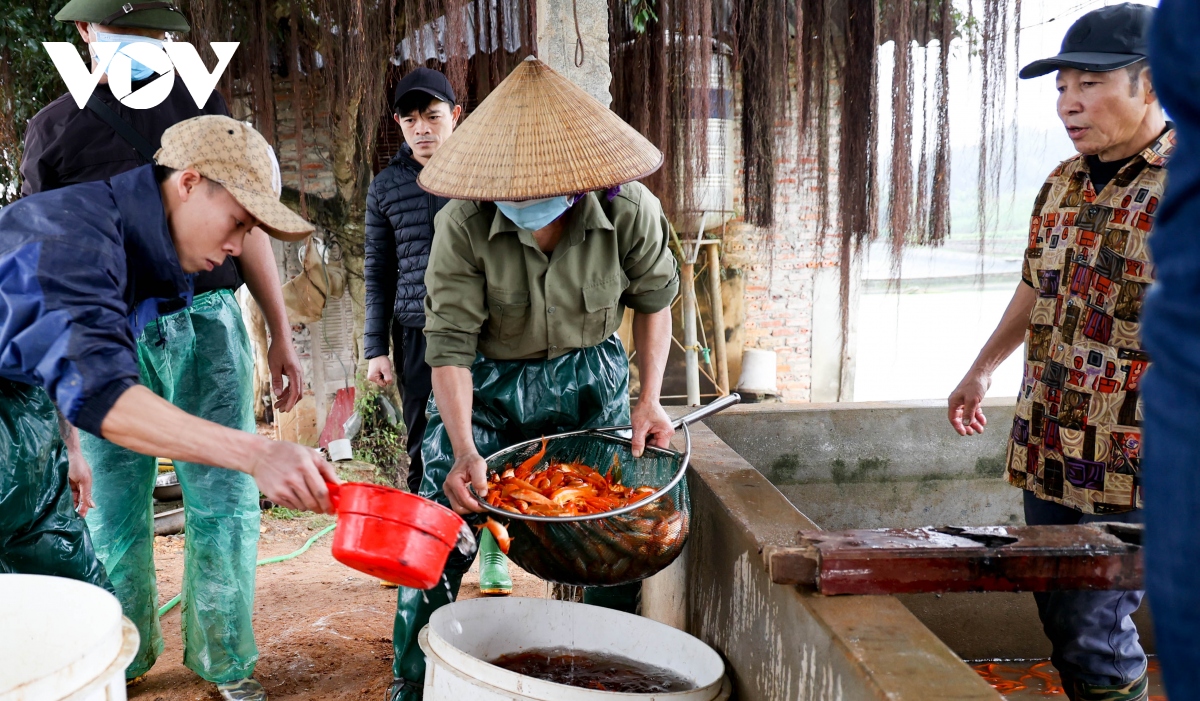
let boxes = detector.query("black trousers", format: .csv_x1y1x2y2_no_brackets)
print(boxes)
391,324,432,494
1023,491,1146,690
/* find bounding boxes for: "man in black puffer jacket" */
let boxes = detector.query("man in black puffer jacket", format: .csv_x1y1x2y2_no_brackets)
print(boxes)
364,68,460,494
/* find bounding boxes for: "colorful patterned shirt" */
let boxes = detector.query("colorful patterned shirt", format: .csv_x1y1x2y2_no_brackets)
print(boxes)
1005,127,1175,514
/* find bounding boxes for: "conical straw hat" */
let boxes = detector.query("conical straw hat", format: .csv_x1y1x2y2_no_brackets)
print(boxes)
418,56,663,201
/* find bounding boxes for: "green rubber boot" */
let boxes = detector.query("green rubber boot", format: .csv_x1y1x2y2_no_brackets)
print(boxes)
1069,674,1148,701
478,528,512,596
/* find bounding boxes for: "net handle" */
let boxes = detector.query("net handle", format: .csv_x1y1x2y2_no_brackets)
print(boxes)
471,394,740,524
589,393,742,436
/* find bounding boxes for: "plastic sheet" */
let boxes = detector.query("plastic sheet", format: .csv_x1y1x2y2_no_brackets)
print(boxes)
82,290,260,683
0,379,112,590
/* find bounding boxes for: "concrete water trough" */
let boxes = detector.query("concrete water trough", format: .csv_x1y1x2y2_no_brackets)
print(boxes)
641,398,1154,700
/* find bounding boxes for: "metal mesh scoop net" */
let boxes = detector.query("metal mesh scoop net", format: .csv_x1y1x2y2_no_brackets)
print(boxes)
474,395,739,586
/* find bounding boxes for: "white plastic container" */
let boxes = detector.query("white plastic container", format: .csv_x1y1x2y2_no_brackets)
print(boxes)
421,598,730,700
0,574,139,701
736,348,778,394
327,438,354,462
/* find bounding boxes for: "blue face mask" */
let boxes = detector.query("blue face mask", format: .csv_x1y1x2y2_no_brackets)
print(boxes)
496,196,575,232
92,28,166,82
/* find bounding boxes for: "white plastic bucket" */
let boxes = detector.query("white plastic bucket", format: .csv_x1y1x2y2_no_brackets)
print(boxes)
328,438,354,462
420,598,730,700
736,349,778,394
0,574,139,701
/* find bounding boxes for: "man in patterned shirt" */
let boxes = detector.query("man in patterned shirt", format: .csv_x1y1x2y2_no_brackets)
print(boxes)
948,5,1167,701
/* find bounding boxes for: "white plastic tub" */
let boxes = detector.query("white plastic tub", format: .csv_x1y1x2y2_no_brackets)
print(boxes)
0,574,139,701
420,598,729,701
736,349,778,394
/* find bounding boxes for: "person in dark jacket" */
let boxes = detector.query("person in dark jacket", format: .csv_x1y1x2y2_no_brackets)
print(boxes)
364,68,459,495
20,3,303,699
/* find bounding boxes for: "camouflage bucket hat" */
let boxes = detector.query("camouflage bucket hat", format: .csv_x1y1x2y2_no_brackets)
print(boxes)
156,115,314,242
56,0,191,32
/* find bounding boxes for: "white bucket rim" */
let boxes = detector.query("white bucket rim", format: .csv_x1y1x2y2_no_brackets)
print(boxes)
424,598,724,700
422,630,733,701
60,618,139,701
0,575,130,701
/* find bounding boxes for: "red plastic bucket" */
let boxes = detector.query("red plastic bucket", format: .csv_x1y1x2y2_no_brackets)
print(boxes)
326,482,466,589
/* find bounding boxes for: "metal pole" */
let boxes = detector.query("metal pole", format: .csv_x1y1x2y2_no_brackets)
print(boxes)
682,260,699,407
681,213,707,407
705,242,729,395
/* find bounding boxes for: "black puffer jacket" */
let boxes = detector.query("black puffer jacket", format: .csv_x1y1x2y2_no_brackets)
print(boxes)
364,144,449,358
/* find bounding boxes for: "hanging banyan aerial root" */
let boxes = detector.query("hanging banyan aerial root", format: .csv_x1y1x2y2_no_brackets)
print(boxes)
610,0,715,229
178,0,539,207
610,0,997,245
169,0,1014,394
608,0,1014,391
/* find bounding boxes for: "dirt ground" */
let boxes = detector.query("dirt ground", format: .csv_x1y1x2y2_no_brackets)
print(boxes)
130,512,547,701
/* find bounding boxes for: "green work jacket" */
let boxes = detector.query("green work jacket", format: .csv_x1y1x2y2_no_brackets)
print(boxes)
424,181,680,368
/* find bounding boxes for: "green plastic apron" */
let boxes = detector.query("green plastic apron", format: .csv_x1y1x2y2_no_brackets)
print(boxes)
0,379,112,590
82,289,260,683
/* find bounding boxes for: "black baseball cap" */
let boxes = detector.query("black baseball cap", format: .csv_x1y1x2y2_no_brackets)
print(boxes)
1019,3,1154,79
392,67,456,111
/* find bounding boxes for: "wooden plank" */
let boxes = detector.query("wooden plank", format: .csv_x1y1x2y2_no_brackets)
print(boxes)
767,524,1143,595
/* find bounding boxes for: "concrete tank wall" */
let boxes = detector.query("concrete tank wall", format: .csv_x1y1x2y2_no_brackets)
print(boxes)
701,398,1021,530
641,421,1001,700
697,401,1154,660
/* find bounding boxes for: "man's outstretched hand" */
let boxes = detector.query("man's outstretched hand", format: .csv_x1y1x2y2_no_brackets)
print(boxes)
948,369,991,436
247,440,340,513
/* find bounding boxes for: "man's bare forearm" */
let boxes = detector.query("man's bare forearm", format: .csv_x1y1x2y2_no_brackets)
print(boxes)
632,307,672,403
431,365,477,457
100,385,266,473
240,228,290,337
969,283,1037,376
57,411,82,457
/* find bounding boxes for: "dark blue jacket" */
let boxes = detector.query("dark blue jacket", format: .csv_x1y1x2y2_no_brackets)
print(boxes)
1149,1,1200,280
0,165,193,436
20,79,242,294
363,144,449,358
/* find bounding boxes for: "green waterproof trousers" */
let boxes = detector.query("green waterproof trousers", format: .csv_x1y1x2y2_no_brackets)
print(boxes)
391,336,640,699
0,379,112,591
81,290,261,683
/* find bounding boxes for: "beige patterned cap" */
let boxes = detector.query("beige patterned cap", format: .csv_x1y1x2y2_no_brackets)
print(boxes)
155,115,314,241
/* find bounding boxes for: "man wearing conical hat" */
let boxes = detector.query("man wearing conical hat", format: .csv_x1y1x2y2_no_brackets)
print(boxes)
385,57,679,701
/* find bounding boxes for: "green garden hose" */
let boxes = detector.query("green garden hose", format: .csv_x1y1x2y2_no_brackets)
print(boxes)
157,523,337,617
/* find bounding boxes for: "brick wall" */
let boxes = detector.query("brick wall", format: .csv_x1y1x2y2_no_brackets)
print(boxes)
722,86,843,402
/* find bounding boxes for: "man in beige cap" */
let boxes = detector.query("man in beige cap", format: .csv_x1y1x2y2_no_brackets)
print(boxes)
386,57,679,701
23,3,303,697
0,115,337,701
